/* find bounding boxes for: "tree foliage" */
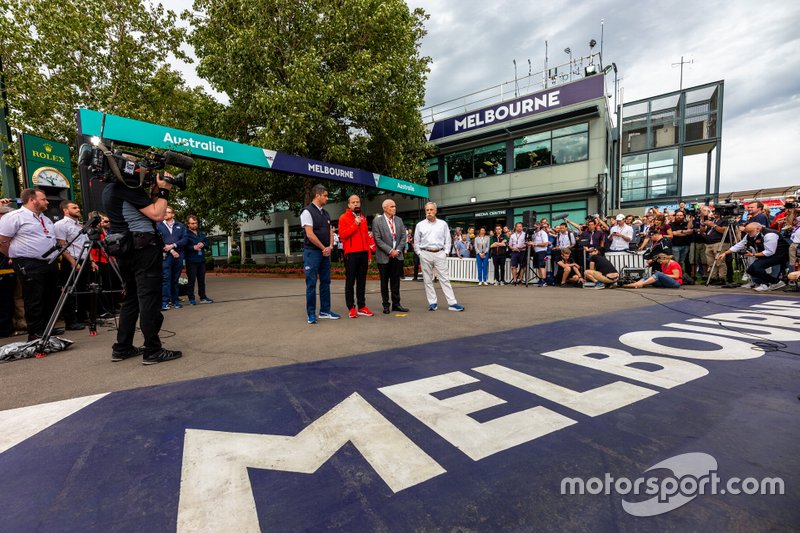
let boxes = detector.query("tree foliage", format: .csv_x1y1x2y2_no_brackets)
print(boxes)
187,0,432,213
0,0,434,234
0,0,192,143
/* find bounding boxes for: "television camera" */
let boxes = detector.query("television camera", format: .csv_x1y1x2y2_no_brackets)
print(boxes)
78,140,193,190
713,201,745,225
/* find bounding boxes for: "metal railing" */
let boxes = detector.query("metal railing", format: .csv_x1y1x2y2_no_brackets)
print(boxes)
420,53,602,125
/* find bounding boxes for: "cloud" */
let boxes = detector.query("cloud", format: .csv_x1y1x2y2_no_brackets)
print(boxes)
410,0,800,191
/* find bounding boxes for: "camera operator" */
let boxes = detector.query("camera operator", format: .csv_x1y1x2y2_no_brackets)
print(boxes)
102,172,182,365
642,232,671,273
716,222,789,291
702,211,729,285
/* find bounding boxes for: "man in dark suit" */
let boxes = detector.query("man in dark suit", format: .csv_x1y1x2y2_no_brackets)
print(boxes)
372,199,409,314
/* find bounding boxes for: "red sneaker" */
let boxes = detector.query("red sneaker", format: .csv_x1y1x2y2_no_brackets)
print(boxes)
357,306,374,317
348,308,358,319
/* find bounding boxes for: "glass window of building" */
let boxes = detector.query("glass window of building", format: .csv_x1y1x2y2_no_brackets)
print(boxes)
425,157,439,186
211,238,228,258
514,123,588,170
514,132,551,170
649,95,679,149
444,149,472,182
621,149,678,202
474,142,506,177
552,124,589,164
513,200,587,227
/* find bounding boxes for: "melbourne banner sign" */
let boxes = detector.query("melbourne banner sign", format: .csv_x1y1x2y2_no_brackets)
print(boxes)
427,75,604,142
77,109,428,198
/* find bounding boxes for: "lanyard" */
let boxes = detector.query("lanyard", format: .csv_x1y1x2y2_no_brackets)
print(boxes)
386,215,395,238
34,214,49,235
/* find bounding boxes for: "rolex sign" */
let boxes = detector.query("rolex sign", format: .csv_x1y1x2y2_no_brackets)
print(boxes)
21,133,72,190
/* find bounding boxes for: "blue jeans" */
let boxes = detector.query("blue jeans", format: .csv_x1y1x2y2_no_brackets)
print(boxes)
652,271,681,288
476,254,489,282
304,247,331,316
162,253,184,305
672,245,689,268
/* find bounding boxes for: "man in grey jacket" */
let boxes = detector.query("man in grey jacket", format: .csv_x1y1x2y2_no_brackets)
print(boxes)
372,199,409,314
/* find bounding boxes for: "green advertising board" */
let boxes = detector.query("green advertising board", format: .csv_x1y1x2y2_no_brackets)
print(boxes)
21,133,73,191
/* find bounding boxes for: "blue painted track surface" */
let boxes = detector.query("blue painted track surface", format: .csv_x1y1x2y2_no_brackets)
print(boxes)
1,294,798,531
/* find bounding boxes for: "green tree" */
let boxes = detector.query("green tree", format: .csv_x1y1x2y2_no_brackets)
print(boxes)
0,0,198,179
187,0,432,214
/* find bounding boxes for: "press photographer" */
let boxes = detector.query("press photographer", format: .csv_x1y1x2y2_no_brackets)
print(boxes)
93,144,190,365
716,222,789,292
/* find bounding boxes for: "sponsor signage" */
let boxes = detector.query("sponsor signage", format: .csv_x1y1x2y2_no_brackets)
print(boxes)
21,133,73,189
474,209,508,218
77,109,428,198
427,75,604,142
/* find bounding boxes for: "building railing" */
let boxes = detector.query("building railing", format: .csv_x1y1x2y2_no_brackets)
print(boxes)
420,53,602,125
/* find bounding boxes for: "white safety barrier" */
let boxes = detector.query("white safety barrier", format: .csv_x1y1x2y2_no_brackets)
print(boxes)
606,251,652,275
446,257,513,283
446,251,649,283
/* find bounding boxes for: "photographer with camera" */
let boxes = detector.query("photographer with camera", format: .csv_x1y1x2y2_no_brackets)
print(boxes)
102,172,182,365
716,222,789,292
338,194,373,318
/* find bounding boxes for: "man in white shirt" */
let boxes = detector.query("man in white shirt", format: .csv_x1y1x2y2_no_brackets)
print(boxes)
413,202,464,311
508,222,527,285
608,214,634,252
54,199,95,330
0,189,63,341
530,222,550,287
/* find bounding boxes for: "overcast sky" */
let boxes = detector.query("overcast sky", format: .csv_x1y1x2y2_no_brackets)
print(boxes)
170,0,800,195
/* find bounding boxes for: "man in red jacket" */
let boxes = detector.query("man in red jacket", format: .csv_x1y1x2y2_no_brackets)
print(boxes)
338,195,374,318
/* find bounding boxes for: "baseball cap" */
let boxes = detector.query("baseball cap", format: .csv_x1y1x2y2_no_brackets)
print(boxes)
615,214,625,221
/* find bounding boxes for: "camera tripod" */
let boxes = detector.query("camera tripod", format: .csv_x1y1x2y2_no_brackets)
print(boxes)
34,220,124,358
705,222,746,287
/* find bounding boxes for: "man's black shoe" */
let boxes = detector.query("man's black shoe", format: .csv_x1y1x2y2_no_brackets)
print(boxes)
383,304,390,314
27,334,40,342
112,346,143,362
391,304,409,312
50,327,65,335
66,322,86,331
142,348,183,365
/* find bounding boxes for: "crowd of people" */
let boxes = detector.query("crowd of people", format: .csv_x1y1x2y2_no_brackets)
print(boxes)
437,198,799,292
3,184,797,357
0,186,213,365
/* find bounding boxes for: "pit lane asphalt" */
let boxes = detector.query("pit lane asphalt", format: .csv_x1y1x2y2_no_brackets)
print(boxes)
0,276,793,411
